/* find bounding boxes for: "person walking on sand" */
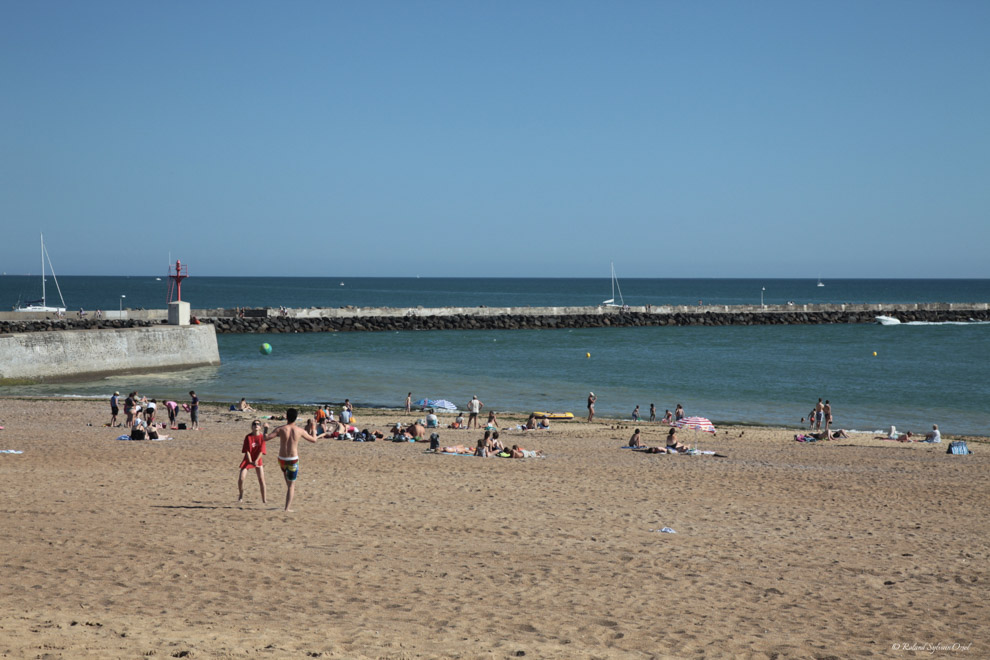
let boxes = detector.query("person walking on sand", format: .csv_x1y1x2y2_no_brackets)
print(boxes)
814,398,824,431
405,392,412,413
189,391,200,430
264,408,318,512
467,395,484,429
109,391,120,427
823,400,832,433
238,420,268,504
587,392,597,422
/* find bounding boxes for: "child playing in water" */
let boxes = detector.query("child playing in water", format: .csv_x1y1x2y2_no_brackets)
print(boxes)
238,420,268,504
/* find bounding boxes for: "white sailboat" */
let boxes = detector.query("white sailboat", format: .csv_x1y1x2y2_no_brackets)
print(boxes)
15,233,67,313
817,275,825,287
603,261,625,307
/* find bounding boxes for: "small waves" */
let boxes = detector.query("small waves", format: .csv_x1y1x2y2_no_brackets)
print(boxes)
875,315,990,326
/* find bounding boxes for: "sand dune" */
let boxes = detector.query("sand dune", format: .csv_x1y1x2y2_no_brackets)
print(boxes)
0,398,986,658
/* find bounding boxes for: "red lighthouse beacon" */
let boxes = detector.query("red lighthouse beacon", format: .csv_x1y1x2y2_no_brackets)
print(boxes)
166,259,190,325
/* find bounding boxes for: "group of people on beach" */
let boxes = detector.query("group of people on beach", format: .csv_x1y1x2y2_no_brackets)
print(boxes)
874,424,942,443
627,427,690,453
631,403,682,424
803,398,834,432
588,393,687,426
236,400,549,511
110,390,193,433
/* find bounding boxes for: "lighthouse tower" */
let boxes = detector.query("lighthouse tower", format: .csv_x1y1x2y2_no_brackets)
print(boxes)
167,259,191,326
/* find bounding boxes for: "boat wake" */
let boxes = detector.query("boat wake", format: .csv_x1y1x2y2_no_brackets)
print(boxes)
875,315,990,326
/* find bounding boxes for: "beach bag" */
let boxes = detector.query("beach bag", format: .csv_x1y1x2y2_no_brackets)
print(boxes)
947,441,972,455
177,422,187,430
429,433,440,451
130,427,146,440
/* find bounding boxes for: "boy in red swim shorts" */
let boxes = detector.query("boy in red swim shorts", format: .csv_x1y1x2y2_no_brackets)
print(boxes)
237,420,268,504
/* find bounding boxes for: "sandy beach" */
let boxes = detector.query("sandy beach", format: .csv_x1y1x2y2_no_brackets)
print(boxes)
0,397,987,659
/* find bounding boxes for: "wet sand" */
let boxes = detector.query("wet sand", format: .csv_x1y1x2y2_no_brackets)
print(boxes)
0,397,987,658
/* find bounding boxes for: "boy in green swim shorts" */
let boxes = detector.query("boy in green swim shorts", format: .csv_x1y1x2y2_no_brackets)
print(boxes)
264,408,318,512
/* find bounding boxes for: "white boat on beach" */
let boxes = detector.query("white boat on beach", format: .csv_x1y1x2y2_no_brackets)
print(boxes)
602,261,625,307
15,233,66,313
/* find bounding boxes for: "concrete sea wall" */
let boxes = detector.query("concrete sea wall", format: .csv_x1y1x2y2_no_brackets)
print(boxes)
0,324,221,384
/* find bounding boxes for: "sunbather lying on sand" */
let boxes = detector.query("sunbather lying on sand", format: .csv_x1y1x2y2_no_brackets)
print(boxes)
440,444,473,454
809,429,849,440
875,426,913,442
510,444,545,458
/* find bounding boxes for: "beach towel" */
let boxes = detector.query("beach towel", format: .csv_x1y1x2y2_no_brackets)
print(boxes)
1,449,23,454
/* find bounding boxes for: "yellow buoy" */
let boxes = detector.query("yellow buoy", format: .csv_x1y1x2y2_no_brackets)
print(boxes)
873,351,878,357
586,352,591,358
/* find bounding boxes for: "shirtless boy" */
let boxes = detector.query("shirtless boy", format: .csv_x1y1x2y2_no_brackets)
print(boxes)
264,408,318,511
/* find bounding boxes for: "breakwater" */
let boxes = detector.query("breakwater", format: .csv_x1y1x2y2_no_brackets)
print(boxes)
206,305,990,332
1,302,988,335
0,325,220,384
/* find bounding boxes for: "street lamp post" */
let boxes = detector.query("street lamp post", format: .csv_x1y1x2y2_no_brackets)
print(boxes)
761,287,765,309
120,295,126,313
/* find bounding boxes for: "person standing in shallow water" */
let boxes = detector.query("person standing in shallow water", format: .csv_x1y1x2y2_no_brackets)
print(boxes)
587,392,597,422
649,403,656,422
405,392,412,413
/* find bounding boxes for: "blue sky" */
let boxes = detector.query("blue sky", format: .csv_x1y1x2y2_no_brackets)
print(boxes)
2,1,988,278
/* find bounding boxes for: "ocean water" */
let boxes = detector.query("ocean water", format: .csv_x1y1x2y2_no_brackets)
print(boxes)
3,276,988,436
3,275,990,311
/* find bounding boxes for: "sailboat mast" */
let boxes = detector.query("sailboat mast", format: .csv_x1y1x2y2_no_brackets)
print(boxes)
40,233,46,306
